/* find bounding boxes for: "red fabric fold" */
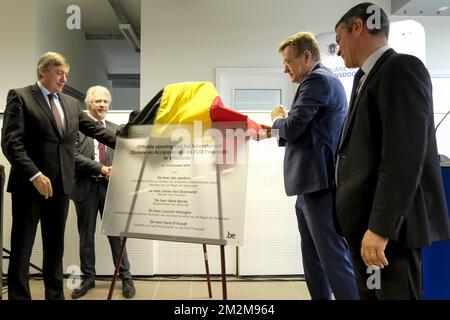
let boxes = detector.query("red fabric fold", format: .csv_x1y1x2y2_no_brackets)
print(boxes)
210,96,263,140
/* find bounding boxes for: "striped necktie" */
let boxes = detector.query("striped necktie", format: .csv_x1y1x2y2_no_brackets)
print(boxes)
48,94,64,135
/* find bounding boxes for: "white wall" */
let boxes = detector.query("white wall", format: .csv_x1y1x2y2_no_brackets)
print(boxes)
0,0,37,110
36,0,110,94
140,0,391,105
0,1,111,102
0,0,37,275
391,16,450,71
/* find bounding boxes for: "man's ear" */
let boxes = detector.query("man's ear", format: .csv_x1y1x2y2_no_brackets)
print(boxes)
38,67,44,79
304,50,313,65
353,18,365,36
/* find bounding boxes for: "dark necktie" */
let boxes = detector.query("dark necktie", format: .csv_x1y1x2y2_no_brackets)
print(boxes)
48,94,64,136
348,68,365,110
97,121,107,165
337,68,366,152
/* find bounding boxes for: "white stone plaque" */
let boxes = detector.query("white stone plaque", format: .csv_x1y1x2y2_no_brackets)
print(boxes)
101,122,249,245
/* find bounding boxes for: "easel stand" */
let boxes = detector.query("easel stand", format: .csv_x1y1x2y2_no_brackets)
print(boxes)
107,239,228,300
202,244,213,298
102,125,248,301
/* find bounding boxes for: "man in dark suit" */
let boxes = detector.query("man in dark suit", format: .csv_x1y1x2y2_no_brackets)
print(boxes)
2,52,116,300
70,86,135,299
271,32,358,300
335,2,450,299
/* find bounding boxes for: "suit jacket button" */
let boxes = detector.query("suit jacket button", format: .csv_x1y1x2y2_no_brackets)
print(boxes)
341,154,347,159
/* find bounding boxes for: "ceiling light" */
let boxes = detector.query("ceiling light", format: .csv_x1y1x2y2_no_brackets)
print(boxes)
119,24,140,52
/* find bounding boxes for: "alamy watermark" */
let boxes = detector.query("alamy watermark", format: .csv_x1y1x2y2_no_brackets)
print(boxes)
366,265,381,290
66,5,81,30
66,264,82,289
130,121,274,166
366,4,381,31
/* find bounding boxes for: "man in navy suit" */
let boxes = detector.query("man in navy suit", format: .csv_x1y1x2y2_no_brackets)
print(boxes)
335,3,450,299
271,32,358,300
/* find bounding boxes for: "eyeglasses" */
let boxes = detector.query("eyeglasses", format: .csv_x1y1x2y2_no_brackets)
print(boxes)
283,55,303,69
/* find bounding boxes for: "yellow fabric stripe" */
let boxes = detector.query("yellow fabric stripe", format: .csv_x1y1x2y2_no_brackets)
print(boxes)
155,82,217,125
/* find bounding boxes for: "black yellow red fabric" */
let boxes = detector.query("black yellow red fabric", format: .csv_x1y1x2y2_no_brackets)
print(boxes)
155,82,262,137
118,82,263,139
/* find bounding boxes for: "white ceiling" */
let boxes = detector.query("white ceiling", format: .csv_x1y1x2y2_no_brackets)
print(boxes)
56,1,450,33
392,0,450,16
54,0,450,78
57,1,450,35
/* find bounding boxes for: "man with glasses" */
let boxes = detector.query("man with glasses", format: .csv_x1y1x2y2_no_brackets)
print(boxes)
270,32,358,300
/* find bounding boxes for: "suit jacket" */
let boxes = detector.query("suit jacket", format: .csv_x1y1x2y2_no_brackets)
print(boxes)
273,63,347,196
1,84,116,195
70,121,117,202
335,49,450,248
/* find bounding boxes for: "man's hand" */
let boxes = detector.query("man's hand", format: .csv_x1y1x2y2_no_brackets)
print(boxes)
271,105,287,121
101,166,112,180
32,174,53,199
361,229,389,268
260,124,273,138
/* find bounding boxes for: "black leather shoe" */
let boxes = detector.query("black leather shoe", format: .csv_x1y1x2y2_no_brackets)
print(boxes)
71,279,95,299
122,279,136,299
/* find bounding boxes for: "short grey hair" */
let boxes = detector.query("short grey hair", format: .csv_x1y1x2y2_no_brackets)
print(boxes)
84,85,112,106
278,32,321,62
37,52,69,79
335,2,390,38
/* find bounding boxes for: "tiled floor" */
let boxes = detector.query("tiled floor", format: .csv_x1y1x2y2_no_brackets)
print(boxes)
2,276,310,300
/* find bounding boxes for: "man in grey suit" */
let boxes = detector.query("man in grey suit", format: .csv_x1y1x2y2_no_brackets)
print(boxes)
70,86,135,299
335,2,450,299
270,32,358,300
2,52,116,300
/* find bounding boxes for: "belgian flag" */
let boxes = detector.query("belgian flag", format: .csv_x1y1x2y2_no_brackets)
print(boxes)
118,82,263,139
